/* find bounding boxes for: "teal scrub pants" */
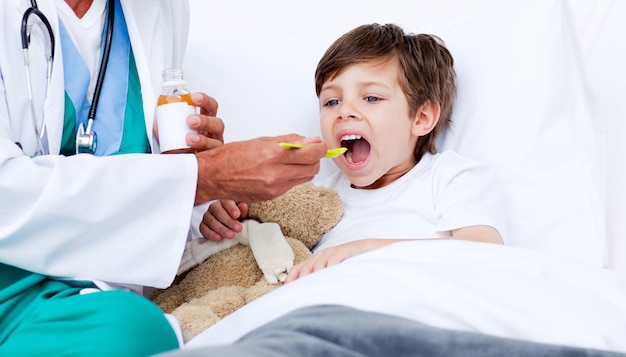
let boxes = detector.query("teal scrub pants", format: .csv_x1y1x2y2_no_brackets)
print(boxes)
0,263,180,356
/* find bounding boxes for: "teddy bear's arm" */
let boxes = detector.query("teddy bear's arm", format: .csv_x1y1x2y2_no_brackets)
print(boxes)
177,234,244,275
245,220,295,284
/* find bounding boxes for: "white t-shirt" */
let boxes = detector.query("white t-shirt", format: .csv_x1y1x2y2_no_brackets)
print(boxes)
313,151,506,251
55,0,107,101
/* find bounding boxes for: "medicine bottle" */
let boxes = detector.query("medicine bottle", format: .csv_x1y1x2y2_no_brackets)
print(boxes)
155,68,197,154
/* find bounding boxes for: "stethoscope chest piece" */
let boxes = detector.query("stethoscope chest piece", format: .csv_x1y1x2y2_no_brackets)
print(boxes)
76,120,97,154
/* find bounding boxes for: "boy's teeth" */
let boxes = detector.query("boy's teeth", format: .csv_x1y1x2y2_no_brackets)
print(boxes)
341,134,362,141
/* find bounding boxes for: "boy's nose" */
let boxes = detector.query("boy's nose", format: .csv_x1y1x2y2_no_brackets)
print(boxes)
339,102,359,120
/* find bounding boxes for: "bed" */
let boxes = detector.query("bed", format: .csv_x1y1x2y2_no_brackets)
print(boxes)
176,0,626,354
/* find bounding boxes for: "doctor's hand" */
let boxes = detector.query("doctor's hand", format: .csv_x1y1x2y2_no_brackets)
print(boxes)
194,134,327,205
153,92,224,151
200,199,250,241
186,92,223,151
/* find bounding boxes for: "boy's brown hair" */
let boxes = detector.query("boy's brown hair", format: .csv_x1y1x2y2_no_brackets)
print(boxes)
315,23,456,162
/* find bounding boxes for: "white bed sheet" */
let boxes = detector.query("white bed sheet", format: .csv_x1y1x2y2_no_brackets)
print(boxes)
185,241,626,353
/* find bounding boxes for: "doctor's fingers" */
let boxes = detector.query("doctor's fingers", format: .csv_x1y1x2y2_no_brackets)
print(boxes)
191,92,219,117
246,161,321,200
187,114,224,141
187,131,223,152
194,140,320,204
232,171,320,204
186,115,225,151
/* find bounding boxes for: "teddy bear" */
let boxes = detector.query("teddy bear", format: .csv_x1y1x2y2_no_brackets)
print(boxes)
150,182,343,342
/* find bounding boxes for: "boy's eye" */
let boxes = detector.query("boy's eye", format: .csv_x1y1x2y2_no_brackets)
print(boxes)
365,96,380,103
325,99,340,107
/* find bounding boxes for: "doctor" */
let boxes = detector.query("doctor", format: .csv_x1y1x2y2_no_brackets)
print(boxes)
0,0,327,355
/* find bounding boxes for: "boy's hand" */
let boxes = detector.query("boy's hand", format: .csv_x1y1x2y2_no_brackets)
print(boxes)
200,199,249,241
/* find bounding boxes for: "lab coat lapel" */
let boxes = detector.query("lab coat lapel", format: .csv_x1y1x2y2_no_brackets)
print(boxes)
120,0,161,149
13,0,66,154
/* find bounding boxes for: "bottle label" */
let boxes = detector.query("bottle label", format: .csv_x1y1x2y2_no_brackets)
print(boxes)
156,102,197,153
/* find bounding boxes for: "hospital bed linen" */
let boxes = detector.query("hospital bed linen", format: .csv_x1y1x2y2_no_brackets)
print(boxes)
183,241,626,353
161,305,625,357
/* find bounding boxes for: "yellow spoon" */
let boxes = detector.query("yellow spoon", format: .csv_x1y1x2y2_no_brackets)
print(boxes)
279,142,347,159
324,147,348,159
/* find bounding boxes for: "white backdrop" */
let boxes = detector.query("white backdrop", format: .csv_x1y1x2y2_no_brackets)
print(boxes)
184,0,626,274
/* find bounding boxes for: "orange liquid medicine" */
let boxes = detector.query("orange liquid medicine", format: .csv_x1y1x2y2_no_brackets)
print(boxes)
155,69,197,154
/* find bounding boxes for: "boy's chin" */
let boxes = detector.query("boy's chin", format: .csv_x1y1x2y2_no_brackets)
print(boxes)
344,173,378,190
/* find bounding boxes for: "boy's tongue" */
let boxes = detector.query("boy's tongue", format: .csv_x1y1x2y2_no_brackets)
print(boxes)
348,139,370,163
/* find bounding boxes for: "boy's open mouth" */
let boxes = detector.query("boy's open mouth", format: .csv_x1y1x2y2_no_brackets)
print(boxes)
340,134,370,164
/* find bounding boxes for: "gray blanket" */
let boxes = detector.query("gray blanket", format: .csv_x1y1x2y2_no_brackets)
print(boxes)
158,305,625,357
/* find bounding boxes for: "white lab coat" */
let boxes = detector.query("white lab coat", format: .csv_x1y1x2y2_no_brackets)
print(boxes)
0,0,201,289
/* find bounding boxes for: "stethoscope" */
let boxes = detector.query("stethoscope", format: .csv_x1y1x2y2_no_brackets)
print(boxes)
21,0,115,156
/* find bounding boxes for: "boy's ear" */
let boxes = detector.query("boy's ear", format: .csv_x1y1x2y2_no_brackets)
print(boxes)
411,101,441,137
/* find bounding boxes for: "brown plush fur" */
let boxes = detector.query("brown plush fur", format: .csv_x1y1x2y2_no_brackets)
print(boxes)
150,182,343,341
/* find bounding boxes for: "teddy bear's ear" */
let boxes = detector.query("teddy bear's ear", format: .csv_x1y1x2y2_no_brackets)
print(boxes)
248,182,343,249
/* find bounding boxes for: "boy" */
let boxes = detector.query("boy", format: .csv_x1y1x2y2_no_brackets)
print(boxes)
202,23,505,282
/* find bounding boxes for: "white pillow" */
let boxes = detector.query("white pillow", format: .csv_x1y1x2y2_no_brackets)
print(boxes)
432,0,606,267
184,0,606,267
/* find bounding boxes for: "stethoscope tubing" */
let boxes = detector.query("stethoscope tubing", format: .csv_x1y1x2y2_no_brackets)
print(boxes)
88,0,115,128
21,3,55,155
21,6,55,54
